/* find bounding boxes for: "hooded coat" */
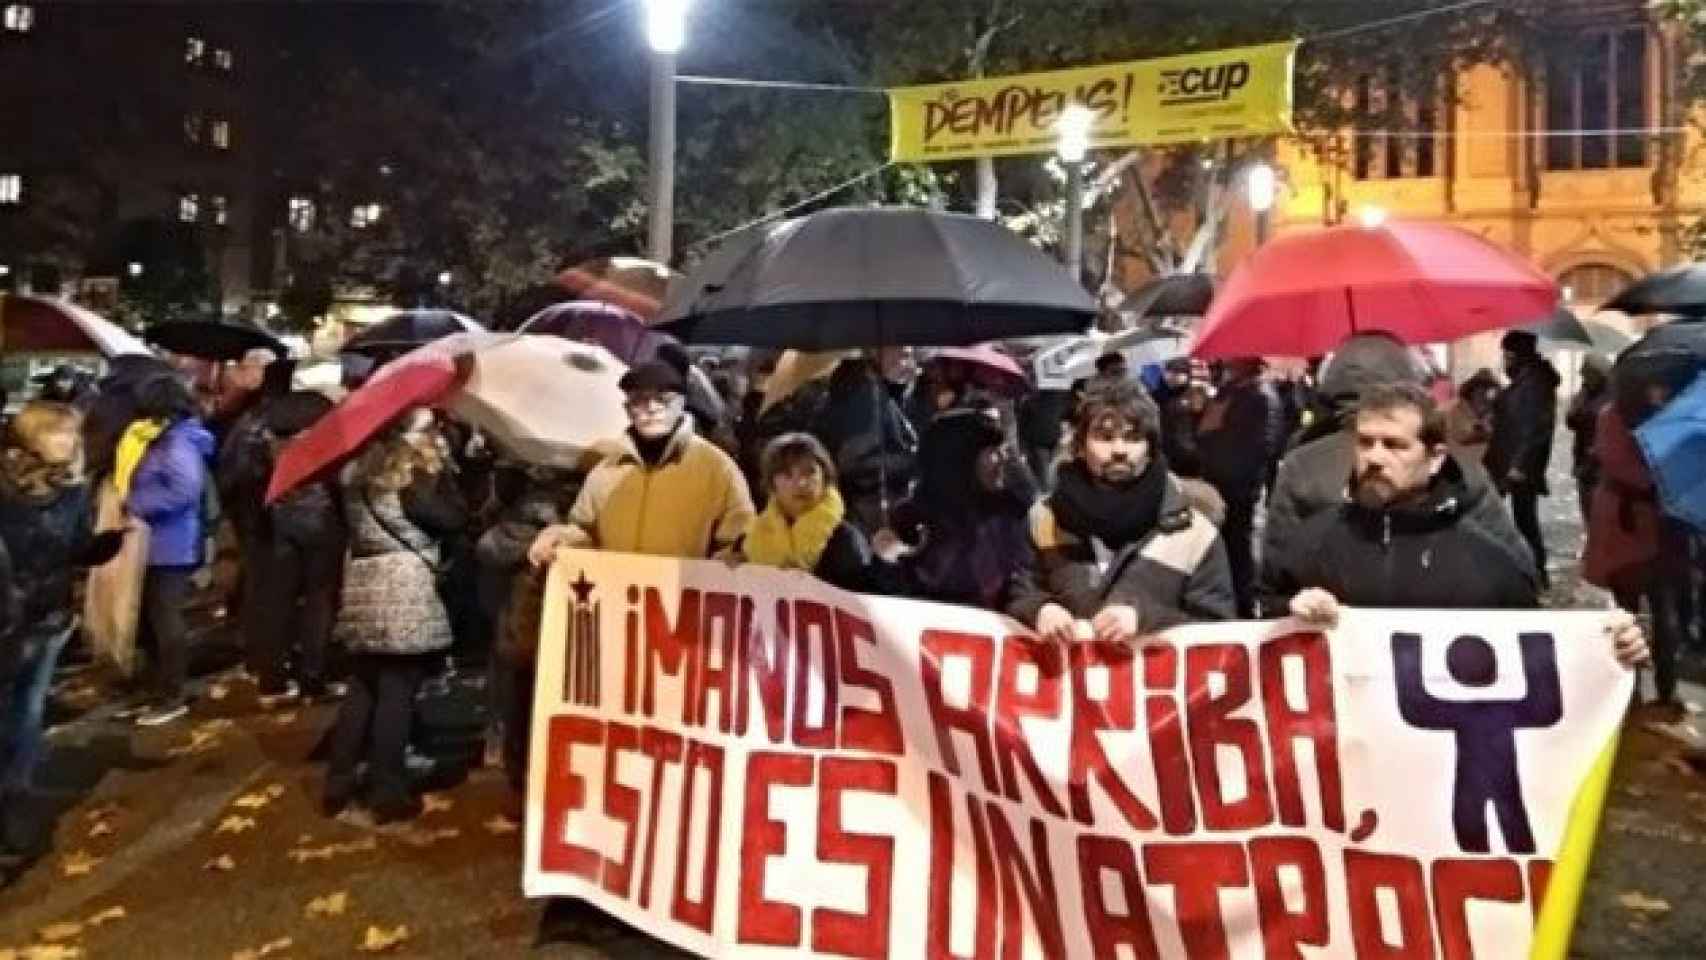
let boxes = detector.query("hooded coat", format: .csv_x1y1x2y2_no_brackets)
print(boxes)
1483,355,1562,494
126,418,216,568
890,410,1034,609
1259,457,1540,613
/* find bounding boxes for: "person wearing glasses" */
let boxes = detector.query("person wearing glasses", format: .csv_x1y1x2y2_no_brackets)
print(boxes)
528,360,754,565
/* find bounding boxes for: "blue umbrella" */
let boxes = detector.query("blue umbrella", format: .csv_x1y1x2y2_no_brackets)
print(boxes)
1636,371,1706,531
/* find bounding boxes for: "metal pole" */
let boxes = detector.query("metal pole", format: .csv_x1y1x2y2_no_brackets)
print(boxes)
648,50,678,265
1064,160,1084,283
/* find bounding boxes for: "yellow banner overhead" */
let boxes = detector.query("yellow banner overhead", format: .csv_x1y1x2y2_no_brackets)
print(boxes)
888,40,1297,163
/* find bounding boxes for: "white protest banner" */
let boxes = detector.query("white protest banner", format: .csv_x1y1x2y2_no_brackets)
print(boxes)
525,549,1631,959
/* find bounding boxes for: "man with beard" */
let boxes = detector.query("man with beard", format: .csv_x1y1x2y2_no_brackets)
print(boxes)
1008,379,1234,644
527,360,754,564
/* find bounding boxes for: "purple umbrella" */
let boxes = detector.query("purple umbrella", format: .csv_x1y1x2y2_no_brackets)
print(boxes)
518,299,726,423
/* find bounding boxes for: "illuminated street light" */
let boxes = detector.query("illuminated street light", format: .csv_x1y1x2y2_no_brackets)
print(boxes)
0,264,10,279
645,0,691,264
1357,205,1388,229
437,270,453,287
1248,161,1276,247
1056,105,1095,283
127,262,144,278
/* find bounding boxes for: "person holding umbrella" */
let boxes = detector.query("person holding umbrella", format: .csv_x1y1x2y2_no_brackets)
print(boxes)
1484,330,1562,589
527,360,754,565
1007,379,1234,643
812,350,919,535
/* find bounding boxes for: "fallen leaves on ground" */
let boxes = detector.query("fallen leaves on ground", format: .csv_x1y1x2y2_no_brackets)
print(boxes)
86,822,112,840
393,826,459,848
305,891,349,918
264,784,285,799
35,924,81,944
214,816,257,836
421,794,453,815
204,854,236,872
1,946,85,959
483,815,519,836
83,908,125,929
1619,891,1672,917
272,712,298,726
230,937,292,960
166,729,222,758
82,804,122,823
287,836,377,864
58,851,101,879
206,683,230,701
231,792,273,811
358,925,410,953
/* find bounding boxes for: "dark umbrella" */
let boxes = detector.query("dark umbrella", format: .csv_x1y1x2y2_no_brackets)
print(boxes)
1612,322,1706,424
657,206,1097,349
1603,264,1706,318
1525,307,1633,355
342,309,485,360
1119,273,1214,319
144,320,284,362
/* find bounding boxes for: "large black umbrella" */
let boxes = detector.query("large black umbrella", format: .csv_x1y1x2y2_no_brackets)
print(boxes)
1525,307,1633,354
1603,264,1706,317
1612,322,1706,423
342,309,485,359
1118,273,1214,320
144,319,284,362
657,206,1097,348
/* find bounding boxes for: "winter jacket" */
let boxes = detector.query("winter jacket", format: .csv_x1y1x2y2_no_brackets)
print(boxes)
334,473,456,656
1565,381,1611,481
1259,458,1540,613
804,522,894,594
1006,476,1235,633
1484,357,1561,494
814,361,918,503
563,418,755,558
1197,378,1283,501
1259,435,1521,610
215,398,278,536
1583,406,1662,593
126,418,215,568
0,453,99,632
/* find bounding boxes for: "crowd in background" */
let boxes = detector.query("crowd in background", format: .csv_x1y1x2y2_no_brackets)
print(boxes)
0,324,1668,852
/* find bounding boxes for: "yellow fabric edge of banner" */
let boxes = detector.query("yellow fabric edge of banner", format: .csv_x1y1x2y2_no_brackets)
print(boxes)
1529,729,1621,960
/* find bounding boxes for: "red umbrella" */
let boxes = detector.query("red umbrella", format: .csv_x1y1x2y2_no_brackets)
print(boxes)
265,348,458,504
557,257,680,323
1190,221,1558,359
931,344,1030,395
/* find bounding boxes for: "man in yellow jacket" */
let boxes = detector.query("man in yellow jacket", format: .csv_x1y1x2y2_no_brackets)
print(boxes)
528,360,753,564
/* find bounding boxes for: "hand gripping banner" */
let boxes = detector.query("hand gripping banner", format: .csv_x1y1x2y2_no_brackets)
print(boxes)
886,41,1297,163
525,550,1630,959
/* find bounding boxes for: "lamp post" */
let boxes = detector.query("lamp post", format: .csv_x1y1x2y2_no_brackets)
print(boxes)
646,0,690,266
1056,105,1094,284
1247,161,1275,247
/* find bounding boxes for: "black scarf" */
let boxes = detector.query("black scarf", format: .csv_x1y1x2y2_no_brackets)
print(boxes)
629,428,674,467
1049,456,1167,550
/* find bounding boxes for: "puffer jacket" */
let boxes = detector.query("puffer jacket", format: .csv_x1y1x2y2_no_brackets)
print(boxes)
1258,458,1540,612
1259,437,1521,613
334,474,455,656
1484,356,1562,494
1006,476,1235,633
126,418,215,568
563,418,755,558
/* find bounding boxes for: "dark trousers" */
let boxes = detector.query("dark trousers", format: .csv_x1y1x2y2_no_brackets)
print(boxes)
326,653,431,810
1507,490,1547,584
254,528,344,695
1222,494,1259,618
500,664,537,795
236,523,270,676
1576,477,1598,533
140,566,194,705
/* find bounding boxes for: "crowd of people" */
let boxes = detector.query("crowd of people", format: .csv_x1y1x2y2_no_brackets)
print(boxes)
0,323,1661,854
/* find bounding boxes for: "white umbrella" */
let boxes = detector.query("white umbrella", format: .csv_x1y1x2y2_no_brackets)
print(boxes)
0,293,152,357
436,334,631,468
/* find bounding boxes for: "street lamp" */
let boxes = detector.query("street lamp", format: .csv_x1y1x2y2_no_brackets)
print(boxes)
437,270,453,288
1056,104,1094,284
127,262,144,278
1247,162,1275,246
645,0,691,266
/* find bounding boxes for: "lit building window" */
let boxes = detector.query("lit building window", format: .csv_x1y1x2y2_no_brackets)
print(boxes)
3,4,34,33
179,193,199,223
183,112,203,144
0,174,21,204
185,35,204,65
350,203,384,229
213,47,232,71
211,194,228,226
288,195,315,233
210,119,230,149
